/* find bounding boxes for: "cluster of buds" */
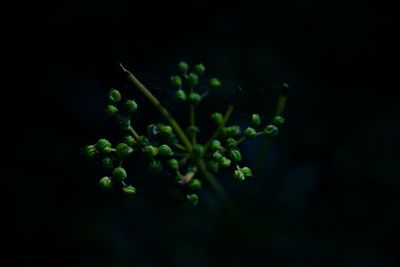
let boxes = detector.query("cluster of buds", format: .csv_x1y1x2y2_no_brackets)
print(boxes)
83,61,287,207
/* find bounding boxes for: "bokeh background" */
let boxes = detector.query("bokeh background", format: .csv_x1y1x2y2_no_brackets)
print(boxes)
15,0,399,266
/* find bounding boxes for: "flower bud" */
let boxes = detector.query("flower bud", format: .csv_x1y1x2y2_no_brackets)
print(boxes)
186,126,199,136
213,151,223,161
186,193,199,206
104,105,118,117
167,159,179,170
175,89,186,101
219,157,231,168
149,160,162,174
272,116,285,126
230,149,242,162
122,185,136,196
226,125,241,137
123,99,138,113
188,92,201,104
143,145,158,158
116,143,133,158
225,138,237,149
123,135,136,147
244,127,257,139
101,157,114,170
108,89,122,104
99,176,113,191
188,179,202,190
158,144,173,157
209,78,221,89
240,167,253,177
251,114,261,125
193,63,206,75
211,112,223,124
112,167,127,181
178,61,189,73
193,144,204,158
138,135,150,146
188,73,199,86
210,140,221,151
96,139,112,153
159,125,173,137
170,75,182,87
234,170,245,182
264,125,279,138
117,116,131,130
84,145,97,159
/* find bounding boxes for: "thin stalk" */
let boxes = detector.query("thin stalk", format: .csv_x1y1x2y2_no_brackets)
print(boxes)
236,132,265,145
190,104,196,144
120,63,192,151
128,126,140,140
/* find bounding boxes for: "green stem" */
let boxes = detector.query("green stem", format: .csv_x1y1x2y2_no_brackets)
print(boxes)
190,104,196,144
198,159,233,210
204,102,234,151
120,63,193,151
128,126,140,140
236,132,265,145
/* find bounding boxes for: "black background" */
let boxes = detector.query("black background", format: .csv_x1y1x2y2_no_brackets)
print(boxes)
14,0,399,266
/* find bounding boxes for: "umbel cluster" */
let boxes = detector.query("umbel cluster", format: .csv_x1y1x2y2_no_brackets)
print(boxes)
83,61,287,207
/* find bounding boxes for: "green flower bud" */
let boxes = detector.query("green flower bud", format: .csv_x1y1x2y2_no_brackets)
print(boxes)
188,92,201,104
210,140,222,151
244,127,257,139
158,144,173,157
234,170,245,182
272,116,285,126
188,179,202,190
99,176,113,191
175,89,186,101
193,144,204,158
188,73,199,85
178,61,189,73
211,112,223,124
159,125,173,137
264,125,279,138
108,89,122,104
167,159,179,170
170,75,182,87
149,160,162,174
230,149,242,162
123,99,138,113
213,151,223,161
104,105,118,117
101,157,114,170
186,193,199,206
143,145,158,158
227,125,241,137
186,125,199,136
84,145,97,159
240,167,253,177
175,174,185,184
96,139,112,153
122,185,136,196
123,135,136,147
117,116,131,130
138,135,149,146
112,167,127,181
193,63,206,75
209,78,221,89
251,114,261,126
116,143,133,158
206,160,219,173
225,138,237,149
219,157,231,168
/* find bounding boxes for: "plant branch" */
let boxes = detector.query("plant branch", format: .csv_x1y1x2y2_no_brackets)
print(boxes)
120,63,193,151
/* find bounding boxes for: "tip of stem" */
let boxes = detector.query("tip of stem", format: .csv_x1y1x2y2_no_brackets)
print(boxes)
119,63,128,73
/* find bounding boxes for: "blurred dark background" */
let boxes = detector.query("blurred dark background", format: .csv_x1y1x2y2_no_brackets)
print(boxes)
14,0,399,266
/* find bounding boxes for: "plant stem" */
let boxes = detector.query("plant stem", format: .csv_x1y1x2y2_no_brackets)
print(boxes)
236,132,265,145
128,126,140,140
198,159,233,210
120,63,193,151
190,104,196,144
204,102,234,151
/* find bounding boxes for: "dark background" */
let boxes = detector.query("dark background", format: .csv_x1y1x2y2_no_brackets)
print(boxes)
14,0,399,266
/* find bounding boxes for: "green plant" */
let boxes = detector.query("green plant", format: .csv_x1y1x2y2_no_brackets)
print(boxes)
83,61,288,208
